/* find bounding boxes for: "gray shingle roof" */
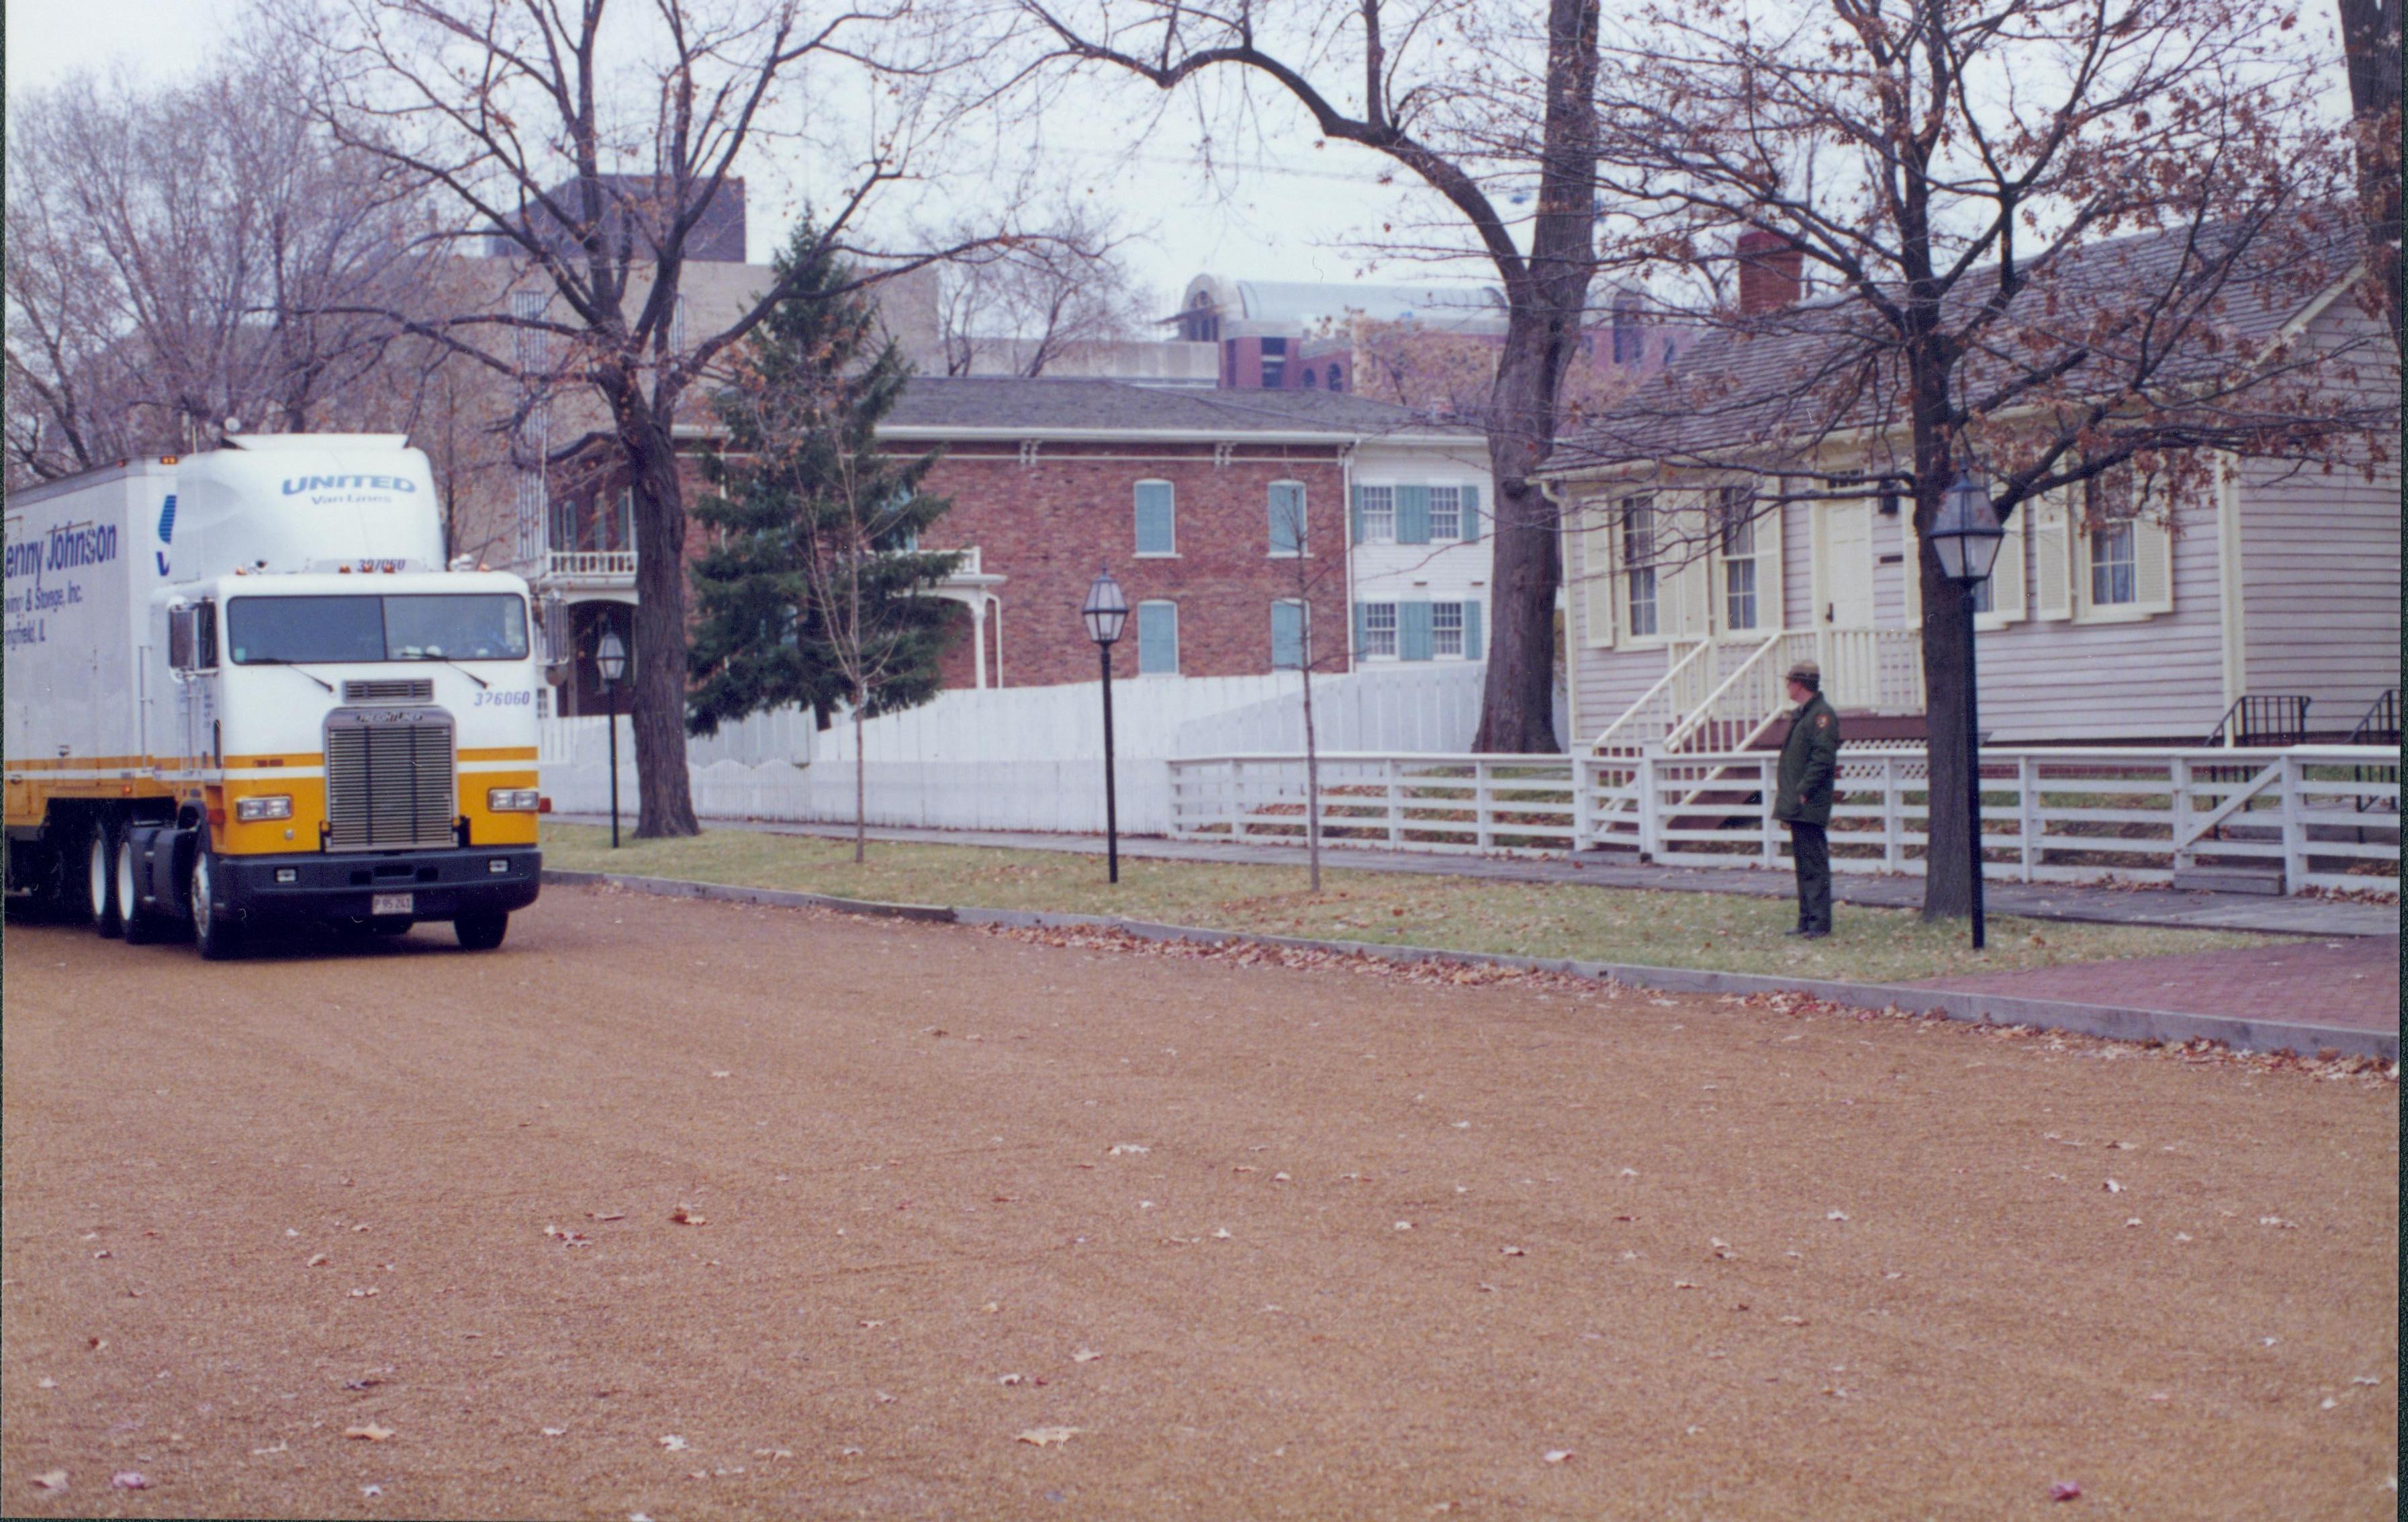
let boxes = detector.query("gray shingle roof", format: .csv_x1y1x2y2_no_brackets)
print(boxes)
880,377,1475,438
1547,212,2368,473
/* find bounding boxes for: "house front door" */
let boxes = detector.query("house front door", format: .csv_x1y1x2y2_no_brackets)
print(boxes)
1816,500,1877,629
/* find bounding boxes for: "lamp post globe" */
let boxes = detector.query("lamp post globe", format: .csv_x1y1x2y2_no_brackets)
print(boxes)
1931,472,2006,586
594,627,628,849
595,628,629,686
1082,568,1129,647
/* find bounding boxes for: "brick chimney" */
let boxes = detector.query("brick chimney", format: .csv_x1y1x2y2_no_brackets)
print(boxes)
1735,229,1804,315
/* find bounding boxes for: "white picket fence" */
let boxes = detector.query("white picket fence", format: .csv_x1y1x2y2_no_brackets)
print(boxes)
1166,744,2400,894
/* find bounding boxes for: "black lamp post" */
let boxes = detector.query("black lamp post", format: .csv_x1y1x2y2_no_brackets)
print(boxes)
595,626,629,850
1080,568,1130,884
1929,472,2006,950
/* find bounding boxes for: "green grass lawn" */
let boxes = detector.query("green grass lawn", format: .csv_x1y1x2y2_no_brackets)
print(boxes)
538,823,2293,985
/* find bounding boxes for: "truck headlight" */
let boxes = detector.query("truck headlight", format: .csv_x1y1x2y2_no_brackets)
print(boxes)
234,795,294,822
488,787,542,812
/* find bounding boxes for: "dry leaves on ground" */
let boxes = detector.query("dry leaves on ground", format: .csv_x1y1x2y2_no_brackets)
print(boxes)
1017,1427,1082,1447
343,1424,393,1442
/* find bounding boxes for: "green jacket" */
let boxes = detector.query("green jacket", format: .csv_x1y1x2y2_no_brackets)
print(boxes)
1774,691,1841,825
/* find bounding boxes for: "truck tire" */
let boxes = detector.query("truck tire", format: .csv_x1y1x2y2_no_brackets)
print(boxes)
190,849,242,962
453,910,509,951
117,834,169,945
87,821,123,938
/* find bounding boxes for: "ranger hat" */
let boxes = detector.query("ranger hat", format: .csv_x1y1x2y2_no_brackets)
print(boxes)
1784,660,1821,688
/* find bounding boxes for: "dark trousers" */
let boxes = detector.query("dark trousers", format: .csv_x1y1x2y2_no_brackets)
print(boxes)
1788,821,1832,932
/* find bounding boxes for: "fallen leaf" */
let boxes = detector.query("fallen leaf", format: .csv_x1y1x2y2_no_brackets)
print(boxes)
2354,1375,2382,1386
307,1253,330,1267
659,1435,688,1451
981,1303,999,1314
1017,1426,1081,1446
1826,1210,1848,1222
2050,1480,2082,1501
344,1424,394,1442
362,1484,383,1497
111,1472,150,1490
541,1427,567,1437
589,1212,626,1222
37,1376,56,1389
710,1071,731,1080
32,1470,67,1492
2104,1180,2124,1194
1394,1220,1414,1231
670,1206,708,1226
2321,1396,2338,1410
1501,1245,1527,1257
250,1443,288,1455
1543,1449,1573,1464
999,1373,1024,1386
1072,1349,1101,1363
1108,1144,1149,1156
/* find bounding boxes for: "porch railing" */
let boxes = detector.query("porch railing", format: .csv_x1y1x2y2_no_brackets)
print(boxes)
546,549,638,582
1168,744,2398,895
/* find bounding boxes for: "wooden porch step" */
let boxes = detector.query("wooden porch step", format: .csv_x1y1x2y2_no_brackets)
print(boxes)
2170,864,2287,895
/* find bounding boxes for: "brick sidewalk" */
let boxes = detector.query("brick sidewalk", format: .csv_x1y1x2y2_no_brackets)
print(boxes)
1911,936,2401,1033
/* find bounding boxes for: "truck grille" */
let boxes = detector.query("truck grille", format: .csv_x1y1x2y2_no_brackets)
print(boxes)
342,678,434,705
324,709,457,850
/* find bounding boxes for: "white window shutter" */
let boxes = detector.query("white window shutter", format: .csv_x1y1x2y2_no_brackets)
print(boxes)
2133,511,2174,615
2031,494,2073,621
1759,498,1786,631
1989,508,2028,623
1902,513,1921,625
2069,508,2096,622
1670,495,1712,639
1579,504,1616,648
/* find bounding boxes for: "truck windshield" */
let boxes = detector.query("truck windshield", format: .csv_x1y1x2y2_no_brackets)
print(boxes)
226,594,529,664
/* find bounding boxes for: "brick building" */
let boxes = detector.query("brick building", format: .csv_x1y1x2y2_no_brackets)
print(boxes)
539,377,1489,711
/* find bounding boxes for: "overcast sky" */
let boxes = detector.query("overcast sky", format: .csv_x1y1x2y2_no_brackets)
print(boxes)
1,0,1495,312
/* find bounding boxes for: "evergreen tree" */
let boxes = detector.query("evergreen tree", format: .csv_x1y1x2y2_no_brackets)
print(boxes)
688,224,962,746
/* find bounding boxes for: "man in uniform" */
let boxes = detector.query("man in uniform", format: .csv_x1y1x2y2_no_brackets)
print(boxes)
1773,660,1841,938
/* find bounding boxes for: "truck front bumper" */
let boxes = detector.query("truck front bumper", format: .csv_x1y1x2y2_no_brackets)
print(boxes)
216,846,542,924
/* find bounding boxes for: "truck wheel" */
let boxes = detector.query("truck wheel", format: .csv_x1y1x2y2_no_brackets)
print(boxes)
117,834,167,945
453,910,509,951
87,821,123,938
190,850,242,962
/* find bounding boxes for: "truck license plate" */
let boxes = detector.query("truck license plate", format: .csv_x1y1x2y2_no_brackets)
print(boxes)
371,893,414,916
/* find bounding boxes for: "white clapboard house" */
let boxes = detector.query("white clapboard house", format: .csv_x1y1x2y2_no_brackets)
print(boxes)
1543,224,2401,758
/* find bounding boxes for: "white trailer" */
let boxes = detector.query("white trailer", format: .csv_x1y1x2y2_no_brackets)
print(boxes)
5,435,543,956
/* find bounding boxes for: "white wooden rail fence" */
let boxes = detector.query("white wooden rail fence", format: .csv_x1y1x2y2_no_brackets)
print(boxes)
1168,745,2398,894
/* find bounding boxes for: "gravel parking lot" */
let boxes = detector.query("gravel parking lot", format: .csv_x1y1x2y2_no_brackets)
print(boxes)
3,885,2396,1519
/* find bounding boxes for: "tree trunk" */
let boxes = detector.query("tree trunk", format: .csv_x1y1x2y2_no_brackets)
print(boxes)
854,700,868,865
618,396,701,838
1470,0,1598,756
2337,0,2403,354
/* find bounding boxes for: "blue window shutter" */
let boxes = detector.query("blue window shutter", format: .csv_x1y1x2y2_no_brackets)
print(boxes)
1399,600,1434,661
1460,484,1482,541
1352,600,1367,659
1462,599,1483,660
1350,484,1364,544
1268,483,1303,555
1138,601,1178,674
1397,484,1431,545
1135,481,1175,554
1272,602,1304,669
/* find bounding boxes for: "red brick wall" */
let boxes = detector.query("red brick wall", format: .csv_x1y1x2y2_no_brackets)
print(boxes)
916,443,1352,688
624,441,1350,694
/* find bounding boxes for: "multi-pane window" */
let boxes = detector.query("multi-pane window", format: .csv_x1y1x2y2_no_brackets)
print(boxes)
1432,602,1465,658
1268,482,1306,556
1135,480,1176,555
1621,496,1659,637
510,291,547,371
1358,486,1395,543
1719,489,1759,631
2090,521,2137,605
1361,602,1399,658
1137,600,1179,674
1427,486,1463,541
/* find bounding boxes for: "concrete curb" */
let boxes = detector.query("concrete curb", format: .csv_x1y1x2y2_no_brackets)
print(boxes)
542,868,2399,1063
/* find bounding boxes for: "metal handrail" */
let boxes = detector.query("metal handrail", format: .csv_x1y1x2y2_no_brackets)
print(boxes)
2204,693,2311,748
2345,688,2399,746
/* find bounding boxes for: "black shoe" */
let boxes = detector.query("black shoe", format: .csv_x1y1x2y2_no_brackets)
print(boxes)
1781,925,1810,937
1800,927,1830,940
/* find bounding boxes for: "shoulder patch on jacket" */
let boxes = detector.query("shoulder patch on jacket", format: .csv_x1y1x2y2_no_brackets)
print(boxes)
1815,715,1831,729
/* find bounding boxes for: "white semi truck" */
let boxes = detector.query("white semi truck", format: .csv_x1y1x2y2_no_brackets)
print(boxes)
4,434,543,957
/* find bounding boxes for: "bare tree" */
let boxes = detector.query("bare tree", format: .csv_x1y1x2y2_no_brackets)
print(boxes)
1577,0,2393,920
2337,0,2402,351
1017,0,1602,754
1265,482,1345,891
931,200,1153,376
5,55,441,484
299,0,1009,838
